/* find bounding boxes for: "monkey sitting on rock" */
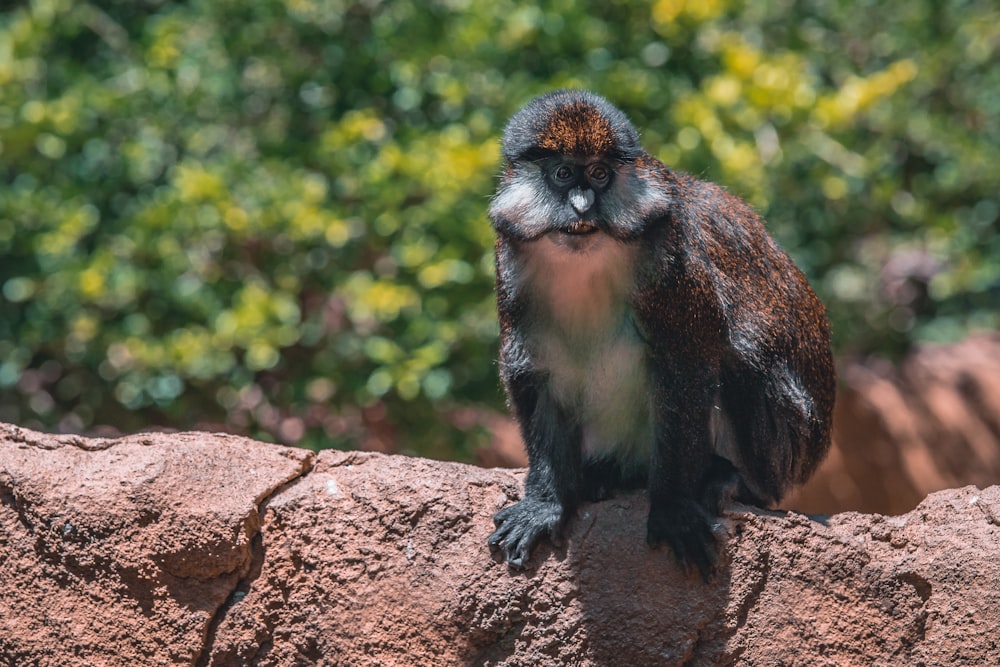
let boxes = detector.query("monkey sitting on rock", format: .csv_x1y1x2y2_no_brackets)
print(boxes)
486,90,835,576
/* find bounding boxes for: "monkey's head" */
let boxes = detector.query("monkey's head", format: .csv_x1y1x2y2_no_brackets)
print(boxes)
489,90,672,246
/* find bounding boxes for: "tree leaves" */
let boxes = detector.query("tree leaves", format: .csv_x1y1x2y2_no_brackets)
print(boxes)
0,0,997,454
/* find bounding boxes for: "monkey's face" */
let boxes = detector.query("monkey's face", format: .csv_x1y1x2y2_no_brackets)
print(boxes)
489,90,672,248
489,155,612,248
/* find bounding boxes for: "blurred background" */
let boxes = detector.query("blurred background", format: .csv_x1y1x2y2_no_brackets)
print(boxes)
1,0,998,514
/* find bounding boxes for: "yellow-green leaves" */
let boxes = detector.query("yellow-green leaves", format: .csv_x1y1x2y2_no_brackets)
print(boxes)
0,0,996,452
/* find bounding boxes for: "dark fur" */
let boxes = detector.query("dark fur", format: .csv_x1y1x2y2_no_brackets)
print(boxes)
486,90,835,576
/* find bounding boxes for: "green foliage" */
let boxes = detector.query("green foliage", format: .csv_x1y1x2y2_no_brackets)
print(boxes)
1,0,998,455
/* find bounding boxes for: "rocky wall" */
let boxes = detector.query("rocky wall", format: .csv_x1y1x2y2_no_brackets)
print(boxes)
2,423,998,665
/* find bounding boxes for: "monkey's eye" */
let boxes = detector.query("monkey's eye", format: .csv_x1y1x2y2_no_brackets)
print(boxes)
587,164,611,188
552,164,575,185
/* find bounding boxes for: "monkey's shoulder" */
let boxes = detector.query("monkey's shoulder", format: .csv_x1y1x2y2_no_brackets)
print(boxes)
640,174,808,296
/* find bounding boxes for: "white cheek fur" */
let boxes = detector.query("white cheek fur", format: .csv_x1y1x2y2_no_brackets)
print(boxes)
601,168,671,235
490,162,671,241
489,167,564,239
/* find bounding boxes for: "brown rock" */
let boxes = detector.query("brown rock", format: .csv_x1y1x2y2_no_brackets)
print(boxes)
0,423,312,666
792,334,1000,515
2,422,999,665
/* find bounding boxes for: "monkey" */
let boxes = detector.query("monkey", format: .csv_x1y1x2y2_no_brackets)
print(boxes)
485,90,835,576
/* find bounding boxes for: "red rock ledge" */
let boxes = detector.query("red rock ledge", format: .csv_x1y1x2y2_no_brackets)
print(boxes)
1,422,998,666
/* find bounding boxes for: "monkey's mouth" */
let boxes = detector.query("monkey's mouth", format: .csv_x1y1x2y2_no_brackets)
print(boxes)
560,221,599,236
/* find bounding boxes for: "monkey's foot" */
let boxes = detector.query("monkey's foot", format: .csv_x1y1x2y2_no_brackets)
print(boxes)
487,498,566,569
700,456,767,514
646,499,718,580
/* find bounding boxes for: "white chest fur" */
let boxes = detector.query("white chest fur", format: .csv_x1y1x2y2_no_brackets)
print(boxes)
519,234,654,469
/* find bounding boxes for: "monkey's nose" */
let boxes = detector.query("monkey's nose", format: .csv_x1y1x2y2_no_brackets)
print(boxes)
568,187,595,214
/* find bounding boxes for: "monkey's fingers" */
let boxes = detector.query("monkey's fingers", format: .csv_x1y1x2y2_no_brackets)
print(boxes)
487,522,540,570
646,501,719,581
487,498,565,569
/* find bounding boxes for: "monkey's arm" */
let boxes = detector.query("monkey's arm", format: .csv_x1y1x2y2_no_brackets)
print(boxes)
645,356,720,578
488,372,580,568
487,331,583,568
635,247,728,577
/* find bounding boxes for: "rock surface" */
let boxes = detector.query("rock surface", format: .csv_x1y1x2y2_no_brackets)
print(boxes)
2,422,999,666
0,424,312,667
793,334,1000,515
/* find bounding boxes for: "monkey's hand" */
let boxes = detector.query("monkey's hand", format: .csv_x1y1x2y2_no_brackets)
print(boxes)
487,498,566,569
646,499,718,580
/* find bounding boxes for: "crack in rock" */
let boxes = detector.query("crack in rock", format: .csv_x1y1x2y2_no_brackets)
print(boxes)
193,452,316,667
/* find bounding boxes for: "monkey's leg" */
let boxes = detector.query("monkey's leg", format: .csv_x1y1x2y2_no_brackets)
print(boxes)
579,458,620,501
580,457,647,501
488,383,582,568
721,363,816,506
646,372,719,579
700,455,765,514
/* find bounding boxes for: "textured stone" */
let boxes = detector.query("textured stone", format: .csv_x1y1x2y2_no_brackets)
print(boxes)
793,334,1000,514
2,422,998,666
0,424,312,666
